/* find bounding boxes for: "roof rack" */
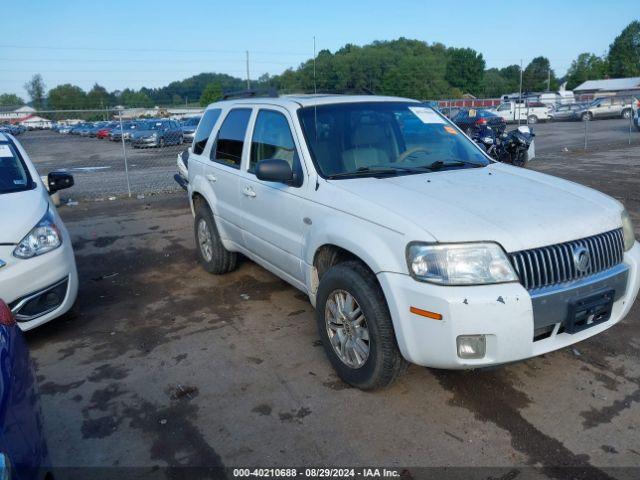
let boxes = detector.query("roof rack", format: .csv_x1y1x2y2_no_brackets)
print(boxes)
222,89,279,101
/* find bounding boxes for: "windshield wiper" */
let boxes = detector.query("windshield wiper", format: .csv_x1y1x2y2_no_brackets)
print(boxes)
326,166,404,179
427,160,483,170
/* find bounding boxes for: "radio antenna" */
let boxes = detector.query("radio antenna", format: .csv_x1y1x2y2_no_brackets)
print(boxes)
313,36,317,95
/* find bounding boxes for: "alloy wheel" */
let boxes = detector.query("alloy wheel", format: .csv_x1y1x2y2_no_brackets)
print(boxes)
325,289,370,369
197,218,213,262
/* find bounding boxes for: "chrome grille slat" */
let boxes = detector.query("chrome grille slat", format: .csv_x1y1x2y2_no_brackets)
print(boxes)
509,228,624,291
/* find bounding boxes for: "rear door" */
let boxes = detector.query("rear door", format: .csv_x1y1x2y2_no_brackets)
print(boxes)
237,107,307,284
205,108,253,246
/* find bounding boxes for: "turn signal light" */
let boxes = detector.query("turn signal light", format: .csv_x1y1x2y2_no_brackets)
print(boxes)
0,300,16,327
409,306,442,320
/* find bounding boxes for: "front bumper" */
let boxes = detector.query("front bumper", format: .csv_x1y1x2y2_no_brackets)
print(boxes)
378,241,640,368
131,136,158,147
0,240,78,331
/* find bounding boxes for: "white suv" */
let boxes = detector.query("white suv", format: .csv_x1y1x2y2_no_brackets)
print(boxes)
187,94,640,390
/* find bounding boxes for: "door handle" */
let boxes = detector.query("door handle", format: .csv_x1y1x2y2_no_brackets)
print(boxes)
206,174,217,183
243,186,256,198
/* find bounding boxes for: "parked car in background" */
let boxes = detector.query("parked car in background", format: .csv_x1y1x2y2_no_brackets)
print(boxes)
70,122,91,135
187,93,640,390
0,131,78,331
180,116,201,144
548,104,587,122
635,108,640,131
492,101,550,124
58,125,73,134
452,107,506,136
96,122,119,139
130,119,183,148
0,300,51,479
577,96,636,121
109,121,142,141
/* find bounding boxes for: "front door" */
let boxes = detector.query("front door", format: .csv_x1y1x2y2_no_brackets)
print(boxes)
237,108,307,284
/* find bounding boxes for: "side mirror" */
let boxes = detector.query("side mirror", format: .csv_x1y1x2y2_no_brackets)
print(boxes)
255,159,297,185
48,171,74,194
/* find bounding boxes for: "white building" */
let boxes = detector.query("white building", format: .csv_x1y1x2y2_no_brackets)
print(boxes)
0,106,36,122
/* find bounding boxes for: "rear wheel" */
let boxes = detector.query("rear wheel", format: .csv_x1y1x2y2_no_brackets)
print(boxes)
527,115,538,124
622,109,632,119
194,201,237,274
315,261,407,390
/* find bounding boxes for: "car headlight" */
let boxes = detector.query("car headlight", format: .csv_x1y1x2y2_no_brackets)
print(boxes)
13,209,62,259
622,209,636,251
151,133,158,138
406,242,518,285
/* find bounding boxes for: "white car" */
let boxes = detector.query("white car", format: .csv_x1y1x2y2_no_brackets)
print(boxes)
492,101,550,124
187,94,640,390
0,132,78,331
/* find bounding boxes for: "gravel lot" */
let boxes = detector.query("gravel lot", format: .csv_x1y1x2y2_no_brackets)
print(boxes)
16,117,640,200
25,142,640,478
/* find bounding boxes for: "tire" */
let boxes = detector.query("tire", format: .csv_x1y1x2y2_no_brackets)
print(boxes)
622,109,632,119
315,261,407,390
178,135,184,145
581,112,592,121
527,115,538,124
193,201,237,274
159,137,165,148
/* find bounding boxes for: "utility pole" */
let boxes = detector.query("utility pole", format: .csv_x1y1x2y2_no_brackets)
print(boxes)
547,68,551,91
246,51,251,90
518,59,523,126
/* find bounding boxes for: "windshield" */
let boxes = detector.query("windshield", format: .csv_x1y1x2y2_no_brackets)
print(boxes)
298,102,489,177
182,117,200,126
0,142,33,194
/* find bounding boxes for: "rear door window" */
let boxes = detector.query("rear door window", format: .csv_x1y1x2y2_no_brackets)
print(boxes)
211,109,252,169
192,108,222,155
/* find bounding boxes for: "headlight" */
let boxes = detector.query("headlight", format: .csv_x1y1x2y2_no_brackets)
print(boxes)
622,209,636,251
13,209,62,259
406,242,518,285
151,133,158,138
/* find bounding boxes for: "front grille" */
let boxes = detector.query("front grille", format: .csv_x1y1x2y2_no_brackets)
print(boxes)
509,229,624,290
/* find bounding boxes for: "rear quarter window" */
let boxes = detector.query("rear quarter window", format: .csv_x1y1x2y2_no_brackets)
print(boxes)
193,108,222,155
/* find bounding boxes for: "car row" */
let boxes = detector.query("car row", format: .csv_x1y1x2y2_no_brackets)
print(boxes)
0,124,27,136
53,117,201,148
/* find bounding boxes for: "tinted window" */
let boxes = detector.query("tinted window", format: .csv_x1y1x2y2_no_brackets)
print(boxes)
193,108,222,155
250,110,299,174
0,142,33,194
212,109,251,168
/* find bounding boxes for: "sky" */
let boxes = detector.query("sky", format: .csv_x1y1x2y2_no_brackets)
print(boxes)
1,0,637,99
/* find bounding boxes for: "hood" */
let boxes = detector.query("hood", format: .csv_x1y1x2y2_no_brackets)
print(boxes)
328,163,622,252
0,188,48,243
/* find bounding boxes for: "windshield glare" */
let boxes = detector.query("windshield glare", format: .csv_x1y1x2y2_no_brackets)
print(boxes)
298,102,489,177
0,142,33,194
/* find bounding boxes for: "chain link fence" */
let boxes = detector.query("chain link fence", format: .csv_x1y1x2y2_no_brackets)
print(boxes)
2,99,639,201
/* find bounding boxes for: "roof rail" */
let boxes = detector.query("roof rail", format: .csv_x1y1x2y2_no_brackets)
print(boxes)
222,89,279,101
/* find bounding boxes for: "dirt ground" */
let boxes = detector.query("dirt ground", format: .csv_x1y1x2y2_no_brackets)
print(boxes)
26,145,640,479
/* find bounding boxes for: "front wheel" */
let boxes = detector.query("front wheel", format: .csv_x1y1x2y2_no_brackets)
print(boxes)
194,201,237,274
315,261,407,390
581,112,593,121
622,109,632,119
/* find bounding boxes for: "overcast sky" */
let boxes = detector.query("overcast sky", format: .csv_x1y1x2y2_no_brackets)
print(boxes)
1,0,637,98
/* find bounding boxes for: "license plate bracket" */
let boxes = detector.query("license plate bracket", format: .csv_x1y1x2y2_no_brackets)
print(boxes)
566,289,614,334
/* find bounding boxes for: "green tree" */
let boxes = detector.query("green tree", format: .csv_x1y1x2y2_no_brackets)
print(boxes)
47,84,87,110
565,53,608,89
118,89,153,107
0,93,24,107
445,48,485,95
481,69,512,97
86,83,113,109
523,57,558,92
200,83,223,106
24,74,46,109
607,20,640,77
